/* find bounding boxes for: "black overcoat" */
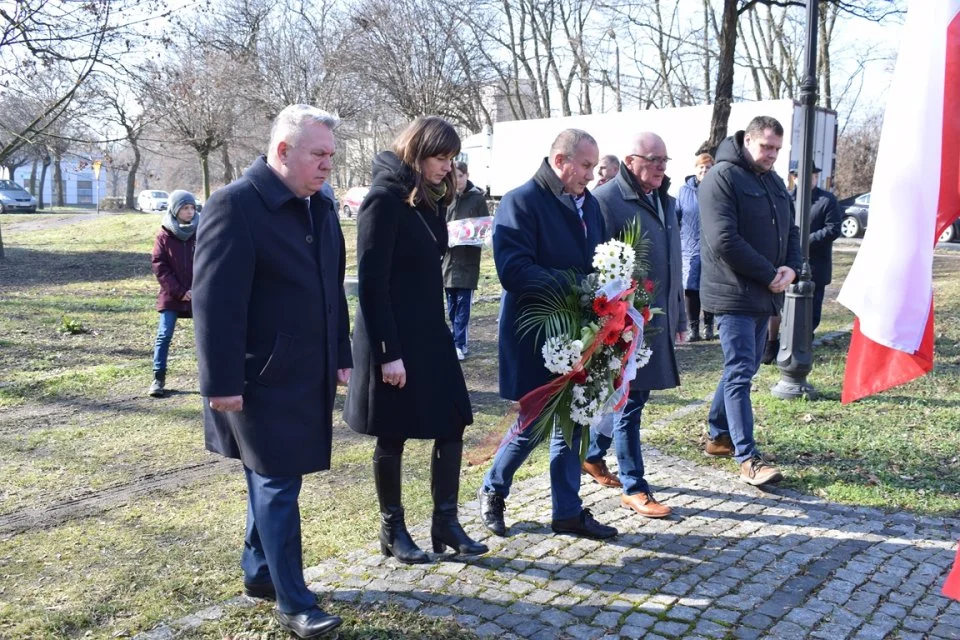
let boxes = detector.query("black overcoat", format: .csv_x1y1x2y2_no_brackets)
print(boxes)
494,159,606,401
343,152,473,439
593,166,687,391
442,181,488,290
807,186,842,286
193,156,352,476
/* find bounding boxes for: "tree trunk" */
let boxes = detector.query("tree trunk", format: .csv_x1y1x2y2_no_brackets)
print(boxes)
705,0,738,155
29,160,38,195
200,151,211,200
38,155,50,210
0,221,4,260
126,144,141,209
702,0,712,104
221,143,234,185
53,153,65,207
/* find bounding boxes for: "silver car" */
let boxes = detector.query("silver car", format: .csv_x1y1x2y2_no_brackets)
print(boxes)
137,190,169,212
0,179,37,213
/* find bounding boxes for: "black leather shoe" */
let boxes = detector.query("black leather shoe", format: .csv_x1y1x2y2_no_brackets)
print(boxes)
275,606,342,639
478,487,506,536
243,581,276,600
551,508,618,540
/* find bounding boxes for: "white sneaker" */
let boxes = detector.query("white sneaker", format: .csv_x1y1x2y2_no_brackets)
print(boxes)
456,348,465,361
460,346,470,356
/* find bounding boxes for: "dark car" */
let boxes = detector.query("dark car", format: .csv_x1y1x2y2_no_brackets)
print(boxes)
841,191,960,242
841,192,870,238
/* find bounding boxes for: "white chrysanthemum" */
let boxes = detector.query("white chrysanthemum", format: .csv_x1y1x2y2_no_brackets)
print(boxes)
608,357,622,371
622,329,634,343
636,343,653,369
591,240,636,287
541,336,583,375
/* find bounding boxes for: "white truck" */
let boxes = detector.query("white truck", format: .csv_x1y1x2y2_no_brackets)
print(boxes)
460,99,837,198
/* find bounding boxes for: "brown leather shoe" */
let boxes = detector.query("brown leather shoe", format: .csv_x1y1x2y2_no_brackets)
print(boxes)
704,433,734,457
582,459,622,488
621,492,671,518
740,455,783,486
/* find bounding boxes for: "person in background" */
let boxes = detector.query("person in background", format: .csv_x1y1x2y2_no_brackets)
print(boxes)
477,129,617,541
596,154,620,187
149,190,198,398
193,105,351,639
443,161,488,360
344,117,486,564
582,131,687,519
677,153,716,342
805,166,842,332
699,115,800,487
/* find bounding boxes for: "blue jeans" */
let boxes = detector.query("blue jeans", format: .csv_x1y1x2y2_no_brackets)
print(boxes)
482,419,583,520
152,310,178,373
445,288,473,350
241,467,317,614
585,389,652,496
708,314,768,462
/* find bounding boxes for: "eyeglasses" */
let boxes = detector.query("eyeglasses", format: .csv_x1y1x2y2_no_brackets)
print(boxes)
631,154,671,166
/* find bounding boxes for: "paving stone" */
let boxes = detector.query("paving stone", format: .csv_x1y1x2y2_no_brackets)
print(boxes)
475,622,506,637
566,624,603,639
651,620,691,638
902,615,935,632
931,624,960,639
623,611,657,629
769,621,807,640
665,605,699,622
693,619,728,639
783,607,823,628
539,608,576,628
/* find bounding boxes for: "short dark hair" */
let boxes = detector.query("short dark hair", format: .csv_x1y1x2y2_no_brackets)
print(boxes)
745,116,784,138
455,161,468,174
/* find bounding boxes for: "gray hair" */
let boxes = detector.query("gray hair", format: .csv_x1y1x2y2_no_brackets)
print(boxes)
601,154,620,167
268,104,339,154
550,129,598,159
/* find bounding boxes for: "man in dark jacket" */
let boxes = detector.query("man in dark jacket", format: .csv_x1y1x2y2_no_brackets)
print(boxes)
699,115,801,487
807,167,842,331
478,129,617,541
442,161,488,360
193,105,352,639
583,132,687,519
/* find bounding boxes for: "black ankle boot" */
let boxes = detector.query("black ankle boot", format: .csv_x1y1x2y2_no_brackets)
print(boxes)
373,453,428,564
704,317,715,341
430,441,488,556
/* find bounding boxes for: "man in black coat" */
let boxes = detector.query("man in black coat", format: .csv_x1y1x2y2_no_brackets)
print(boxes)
478,129,617,541
807,167,842,331
193,105,352,639
699,115,801,487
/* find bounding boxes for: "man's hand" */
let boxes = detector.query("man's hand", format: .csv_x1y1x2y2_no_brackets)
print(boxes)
209,395,243,412
381,359,406,389
182,290,192,302
337,368,352,385
675,331,689,344
769,266,796,293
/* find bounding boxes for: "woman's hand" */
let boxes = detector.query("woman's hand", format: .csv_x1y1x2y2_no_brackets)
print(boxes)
381,359,406,389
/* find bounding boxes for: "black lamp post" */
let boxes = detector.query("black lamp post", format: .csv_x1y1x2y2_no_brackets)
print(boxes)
771,0,819,401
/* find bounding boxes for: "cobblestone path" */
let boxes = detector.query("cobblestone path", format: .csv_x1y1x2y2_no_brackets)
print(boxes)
139,448,960,639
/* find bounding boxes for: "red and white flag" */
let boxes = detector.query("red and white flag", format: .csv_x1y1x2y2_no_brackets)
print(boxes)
837,0,960,405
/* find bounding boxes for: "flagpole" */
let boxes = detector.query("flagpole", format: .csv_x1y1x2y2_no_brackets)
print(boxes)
771,0,819,400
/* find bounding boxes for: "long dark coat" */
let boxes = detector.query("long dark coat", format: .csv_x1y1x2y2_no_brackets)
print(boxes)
593,165,687,391
151,227,195,317
193,156,352,476
676,175,703,291
442,181,488,290
343,152,472,439
699,132,802,317
494,159,606,401
807,186,842,286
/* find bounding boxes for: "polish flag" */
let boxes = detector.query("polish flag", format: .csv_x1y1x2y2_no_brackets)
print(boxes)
837,0,960,405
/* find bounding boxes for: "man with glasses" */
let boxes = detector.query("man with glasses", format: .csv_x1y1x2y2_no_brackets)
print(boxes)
582,132,688,519
698,115,801,486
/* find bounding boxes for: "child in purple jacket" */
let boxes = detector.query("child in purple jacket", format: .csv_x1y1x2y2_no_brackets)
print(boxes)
149,190,198,397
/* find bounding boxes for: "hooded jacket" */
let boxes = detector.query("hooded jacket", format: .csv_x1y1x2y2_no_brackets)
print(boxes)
698,131,802,316
676,174,704,290
344,151,472,439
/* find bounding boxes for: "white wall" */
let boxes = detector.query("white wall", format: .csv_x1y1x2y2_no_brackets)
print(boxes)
13,160,110,206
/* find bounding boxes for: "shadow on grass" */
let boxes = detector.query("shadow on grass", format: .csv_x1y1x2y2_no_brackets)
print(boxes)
0,246,151,288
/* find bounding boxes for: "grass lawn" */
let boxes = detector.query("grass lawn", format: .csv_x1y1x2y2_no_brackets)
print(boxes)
0,215,957,638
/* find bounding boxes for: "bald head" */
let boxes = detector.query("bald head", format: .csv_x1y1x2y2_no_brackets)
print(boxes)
625,132,669,193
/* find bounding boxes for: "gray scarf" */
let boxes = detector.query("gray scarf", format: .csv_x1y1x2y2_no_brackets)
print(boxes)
161,210,199,241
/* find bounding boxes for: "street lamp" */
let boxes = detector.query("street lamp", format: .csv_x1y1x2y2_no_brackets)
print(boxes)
771,0,819,401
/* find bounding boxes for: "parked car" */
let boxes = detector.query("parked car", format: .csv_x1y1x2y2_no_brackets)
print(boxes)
841,191,960,243
340,186,369,218
841,192,870,238
0,179,37,213
137,190,169,212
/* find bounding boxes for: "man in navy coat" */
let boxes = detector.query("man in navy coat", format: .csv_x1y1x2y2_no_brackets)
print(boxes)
478,129,617,541
807,167,842,331
193,105,352,639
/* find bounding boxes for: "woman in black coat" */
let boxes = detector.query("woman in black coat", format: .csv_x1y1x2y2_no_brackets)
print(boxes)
344,116,486,563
